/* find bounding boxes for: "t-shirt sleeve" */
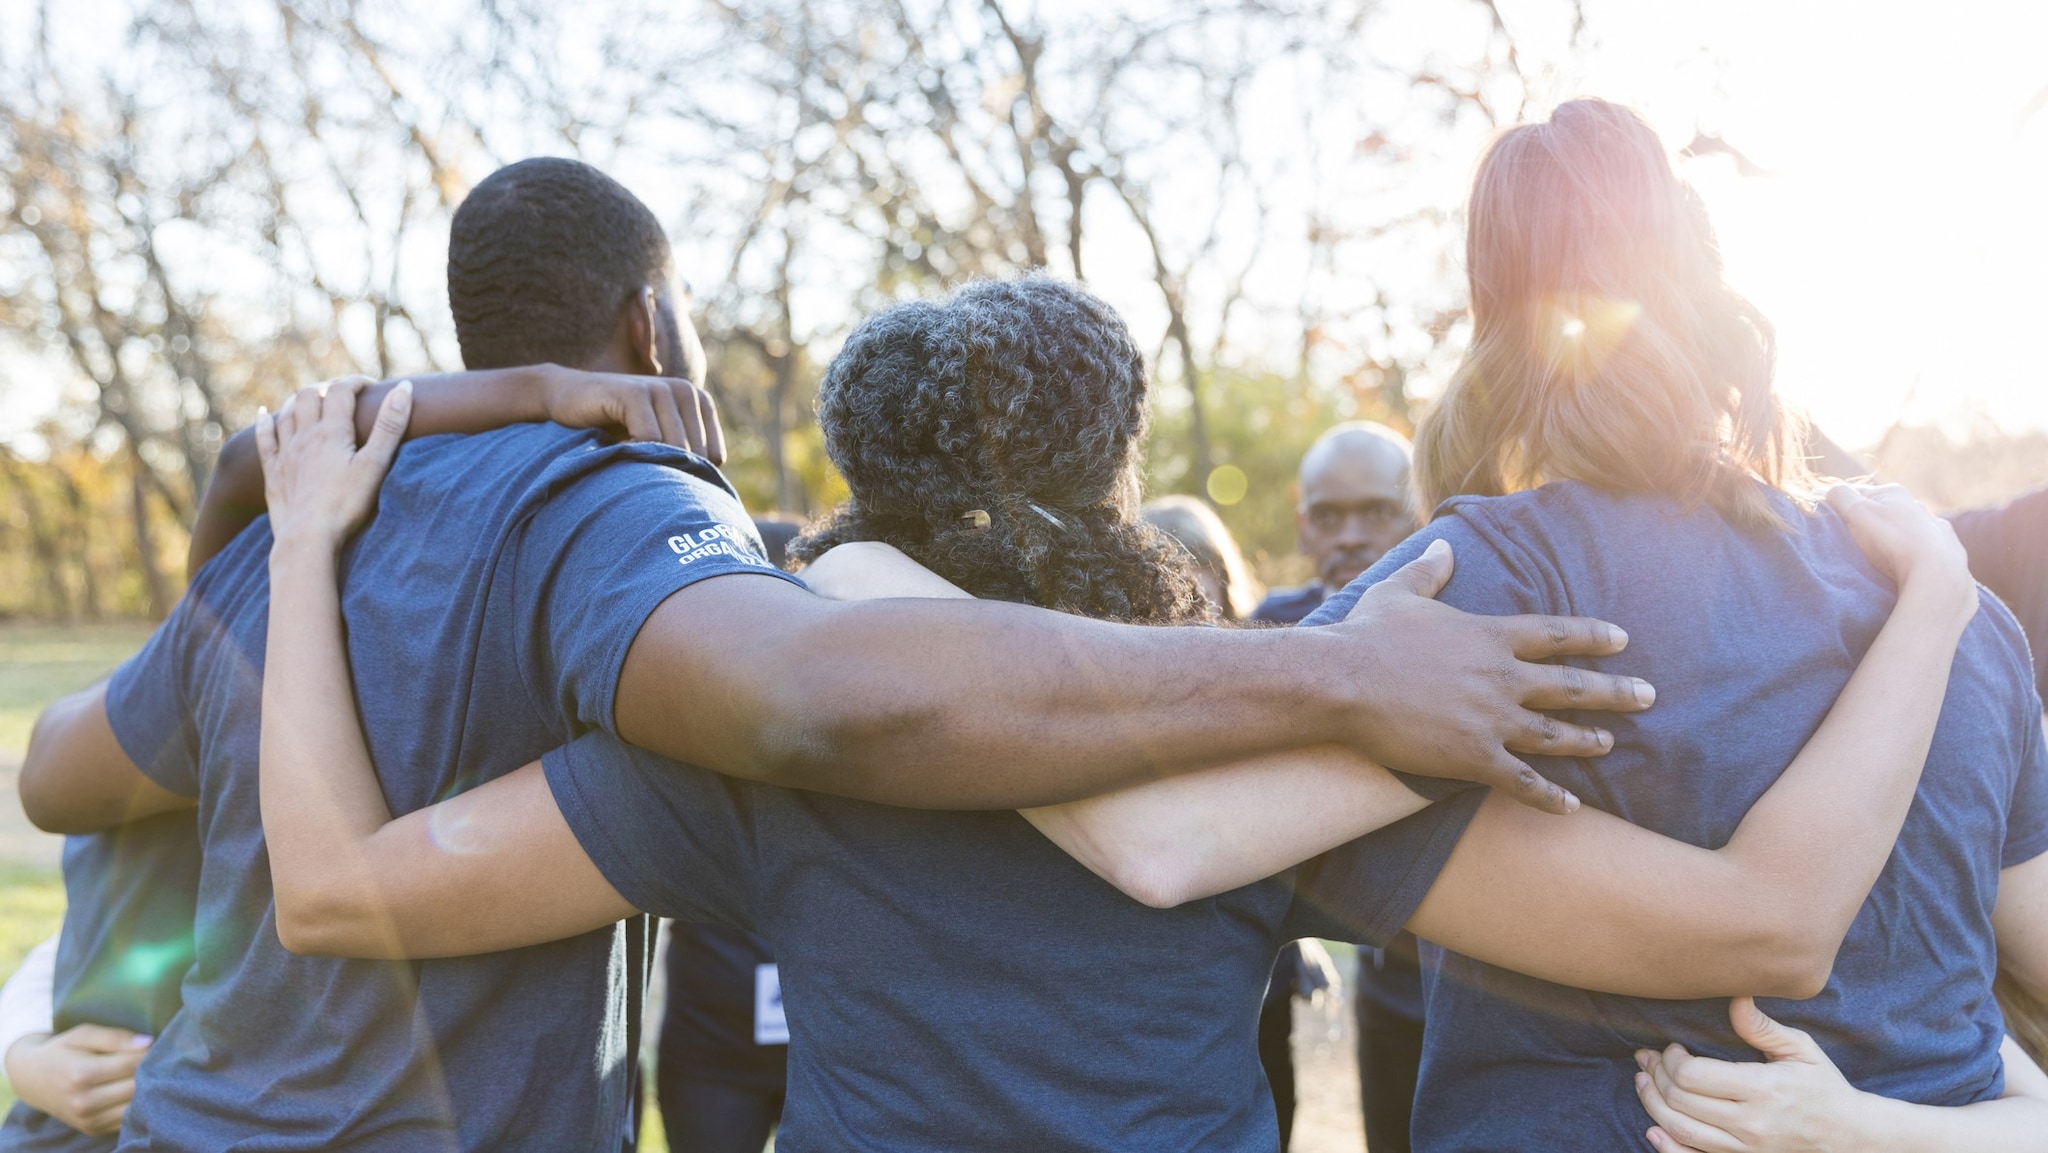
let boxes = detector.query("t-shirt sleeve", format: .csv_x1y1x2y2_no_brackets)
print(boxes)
2003,676,2048,870
1950,486,2048,687
1279,788,1487,946
508,456,805,737
542,731,758,928
1298,508,1554,800
103,608,201,798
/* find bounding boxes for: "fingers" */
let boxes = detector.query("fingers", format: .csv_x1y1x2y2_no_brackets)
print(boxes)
1517,664,1655,714
79,1045,147,1088
665,379,706,455
357,381,413,475
1634,1053,1745,1152
321,377,369,434
255,407,278,471
1642,1042,1768,1102
1381,539,1455,598
1478,749,1579,815
56,1024,149,1054
1499,614,1631,660
1645,1128,1710,1153
696,386,726,465
1823,483,1866,513
77,1094,130,1136
286,385,326,437
650,384,687,448
1501,708,1615,760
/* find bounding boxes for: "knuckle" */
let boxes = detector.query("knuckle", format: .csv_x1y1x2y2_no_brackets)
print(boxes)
1560,665,1588,703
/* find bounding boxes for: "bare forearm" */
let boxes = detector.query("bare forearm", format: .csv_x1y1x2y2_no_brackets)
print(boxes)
190,366,553,576
619,580,1360,809
1849,1093,2048,1152
1022,747,1425,906
262,543,409,952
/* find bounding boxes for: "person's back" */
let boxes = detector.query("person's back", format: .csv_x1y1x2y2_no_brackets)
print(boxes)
0,816,197,1152
107,424,761,1148
1375,481,2047,1148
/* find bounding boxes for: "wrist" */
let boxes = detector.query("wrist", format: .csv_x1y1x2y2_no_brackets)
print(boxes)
520,363,564,422
1837,1090,1910,1152
1895,564,1979,632
268,529,345,568
1289,623,1387,750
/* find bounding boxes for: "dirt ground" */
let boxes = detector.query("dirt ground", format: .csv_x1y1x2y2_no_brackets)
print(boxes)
1288,957,1370,1153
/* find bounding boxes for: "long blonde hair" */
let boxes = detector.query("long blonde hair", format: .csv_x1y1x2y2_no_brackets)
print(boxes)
1416,99,1810,529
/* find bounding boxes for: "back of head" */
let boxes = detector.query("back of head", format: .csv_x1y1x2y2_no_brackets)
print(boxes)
1417,98,1808,530
1141,495,1262,621
448,158,673,369
793,275,1207,624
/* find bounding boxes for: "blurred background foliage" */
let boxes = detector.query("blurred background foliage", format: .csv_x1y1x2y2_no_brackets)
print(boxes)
3,0,2045,618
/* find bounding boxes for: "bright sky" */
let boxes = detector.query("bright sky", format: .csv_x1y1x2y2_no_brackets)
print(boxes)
6,0,2045,452
1560,0,2048,446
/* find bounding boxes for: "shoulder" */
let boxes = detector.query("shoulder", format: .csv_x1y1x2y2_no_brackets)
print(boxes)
1962,586,2040,700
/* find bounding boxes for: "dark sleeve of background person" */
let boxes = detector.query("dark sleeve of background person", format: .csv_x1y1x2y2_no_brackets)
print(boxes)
752,516,804,571
1949,485,2048,691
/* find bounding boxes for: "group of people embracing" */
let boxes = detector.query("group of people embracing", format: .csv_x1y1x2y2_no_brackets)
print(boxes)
8,97,2047,1152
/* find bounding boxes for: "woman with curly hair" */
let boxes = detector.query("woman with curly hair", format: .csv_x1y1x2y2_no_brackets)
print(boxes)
250,272,1978,1151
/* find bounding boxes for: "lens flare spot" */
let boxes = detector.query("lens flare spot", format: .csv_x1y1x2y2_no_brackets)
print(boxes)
1205,464,1249,506
427,798,491,855
119,937,196,988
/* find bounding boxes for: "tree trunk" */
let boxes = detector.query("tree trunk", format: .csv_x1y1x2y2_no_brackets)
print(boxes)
129,446,173,619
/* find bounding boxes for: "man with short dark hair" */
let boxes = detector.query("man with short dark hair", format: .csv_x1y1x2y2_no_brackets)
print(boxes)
22,157,720,1151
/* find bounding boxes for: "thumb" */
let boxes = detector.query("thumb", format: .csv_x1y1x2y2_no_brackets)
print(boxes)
1730,997,1822,1063
58,1024,149,1054
1382,538,1454,599
359,381,413,472
1824,484,1869,517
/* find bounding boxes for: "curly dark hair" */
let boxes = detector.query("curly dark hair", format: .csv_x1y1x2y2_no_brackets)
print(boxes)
447,158,673,370
792,276,1208,626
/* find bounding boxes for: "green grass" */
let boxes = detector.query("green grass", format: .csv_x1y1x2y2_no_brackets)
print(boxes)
0,621,695,1146
0,622,157,758
0,866,70,1113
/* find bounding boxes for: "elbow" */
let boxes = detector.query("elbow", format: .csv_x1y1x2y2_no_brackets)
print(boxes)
1742,909,1843,1000
270,881,375,957
1089,847,1207,910
19,742,90,835
1118,864,1200,911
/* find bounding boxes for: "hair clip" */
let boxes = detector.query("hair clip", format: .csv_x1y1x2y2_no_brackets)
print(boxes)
1026,502,1073,533
959,509,992,531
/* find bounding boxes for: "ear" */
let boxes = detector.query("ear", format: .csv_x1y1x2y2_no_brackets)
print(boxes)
624,287,663,375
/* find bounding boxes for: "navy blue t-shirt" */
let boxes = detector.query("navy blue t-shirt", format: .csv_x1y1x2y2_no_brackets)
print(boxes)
101,423,799,1151
543,733,1482,1152
0,816,200,1153
659,921,786,1087
1950,483,2048,690
1306,481,2048,1150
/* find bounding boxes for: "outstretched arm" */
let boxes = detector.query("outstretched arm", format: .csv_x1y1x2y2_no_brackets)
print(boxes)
813,491,1976,999
254,379,635,956
188,364,723,575
1634,999,2048,1153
